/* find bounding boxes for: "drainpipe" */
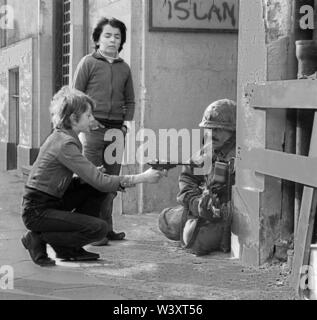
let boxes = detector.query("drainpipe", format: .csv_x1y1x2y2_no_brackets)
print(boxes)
138,0,147,215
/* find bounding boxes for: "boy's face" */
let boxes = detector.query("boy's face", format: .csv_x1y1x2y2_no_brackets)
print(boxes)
98,24,122,57
204,128,232,151
75,105,95,133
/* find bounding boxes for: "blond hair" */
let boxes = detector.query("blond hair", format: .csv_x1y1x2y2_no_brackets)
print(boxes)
49,86,96,129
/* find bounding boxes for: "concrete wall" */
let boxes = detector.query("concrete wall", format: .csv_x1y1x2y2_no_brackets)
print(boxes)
143,28,238,212
0,39,33,143
0,0,53,170
5,0,38,45
232,0,268,266
34,0,54,148
0,38,34,170
86,0,238,214
137,0,238,213
233,0,298,266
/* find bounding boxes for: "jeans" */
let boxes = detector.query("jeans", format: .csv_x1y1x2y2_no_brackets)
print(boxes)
80,125,126,229
22,180,109,251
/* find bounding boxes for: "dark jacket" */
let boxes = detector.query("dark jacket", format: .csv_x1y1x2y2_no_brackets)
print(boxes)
176,139,236,254
177,140,236,217
26,129,123,198
73,52,135,121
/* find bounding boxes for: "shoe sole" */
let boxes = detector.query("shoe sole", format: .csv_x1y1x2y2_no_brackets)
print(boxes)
107,232,126,241
61,256,100,262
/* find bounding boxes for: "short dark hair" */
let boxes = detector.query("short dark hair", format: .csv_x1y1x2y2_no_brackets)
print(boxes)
50,87,96,130
92,17,127,52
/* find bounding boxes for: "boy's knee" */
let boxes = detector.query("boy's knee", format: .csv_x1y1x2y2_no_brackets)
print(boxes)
93,220,108,240
100,221,108,235
99,192,117,219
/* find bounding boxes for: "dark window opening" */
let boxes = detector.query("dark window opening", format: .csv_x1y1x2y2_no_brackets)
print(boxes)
62,0,71,86
8,68,19,170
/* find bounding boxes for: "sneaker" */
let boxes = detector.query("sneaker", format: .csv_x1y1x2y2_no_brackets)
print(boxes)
107,231,126,241
21,232,56,267
56,247,100,262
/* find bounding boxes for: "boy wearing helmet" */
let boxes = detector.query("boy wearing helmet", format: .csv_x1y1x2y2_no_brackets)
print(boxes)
159,99,237,256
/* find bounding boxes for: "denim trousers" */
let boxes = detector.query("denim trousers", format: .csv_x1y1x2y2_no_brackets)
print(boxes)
80,126,126,230
22,180,110,251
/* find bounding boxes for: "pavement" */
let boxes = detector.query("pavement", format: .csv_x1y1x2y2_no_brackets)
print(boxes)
0,170,297,300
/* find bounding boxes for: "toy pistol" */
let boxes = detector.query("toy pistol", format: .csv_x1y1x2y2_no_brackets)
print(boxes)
147,160,202,172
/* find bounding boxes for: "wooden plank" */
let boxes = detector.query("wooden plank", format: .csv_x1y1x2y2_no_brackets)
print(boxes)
240,148,317,188
295,110,314,232
246,80,317,110
291,188,317,293
291,112,317,296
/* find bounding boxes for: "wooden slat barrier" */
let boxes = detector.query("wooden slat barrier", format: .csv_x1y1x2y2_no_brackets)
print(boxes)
291,113,317,294
243,80,317,297
247,80,317,110
240,148,317,188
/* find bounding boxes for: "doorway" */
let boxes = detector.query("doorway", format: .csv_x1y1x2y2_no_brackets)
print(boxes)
8,67,19,170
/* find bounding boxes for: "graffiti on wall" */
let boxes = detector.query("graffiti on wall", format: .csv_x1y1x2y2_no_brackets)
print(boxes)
150,0,239,32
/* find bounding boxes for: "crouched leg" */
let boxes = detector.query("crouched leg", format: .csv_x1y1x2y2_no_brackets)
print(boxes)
159,205,232,257
187,221,224,256
158,205,184,241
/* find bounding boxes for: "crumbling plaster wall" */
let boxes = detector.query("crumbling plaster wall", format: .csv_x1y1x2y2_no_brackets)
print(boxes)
5,0,38,45
233,0,297,265
0,39,33,147
0,38,34,171
0,0,38,146
0,0,53,170
264,0,293,43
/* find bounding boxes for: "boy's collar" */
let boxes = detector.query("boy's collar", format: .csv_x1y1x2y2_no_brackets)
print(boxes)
93,50,123,63
56,127,81,143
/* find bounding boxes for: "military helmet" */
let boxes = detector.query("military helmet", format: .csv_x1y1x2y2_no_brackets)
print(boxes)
199,99,237,131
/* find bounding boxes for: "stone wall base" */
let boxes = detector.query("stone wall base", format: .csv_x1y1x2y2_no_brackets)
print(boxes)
17,145,39,170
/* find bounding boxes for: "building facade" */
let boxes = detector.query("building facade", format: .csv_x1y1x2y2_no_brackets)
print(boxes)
233,0,316,265
3,0,312,267
0,0,238,213
0,0,54,171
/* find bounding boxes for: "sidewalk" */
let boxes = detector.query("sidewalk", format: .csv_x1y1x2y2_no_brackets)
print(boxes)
0,171,296,300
